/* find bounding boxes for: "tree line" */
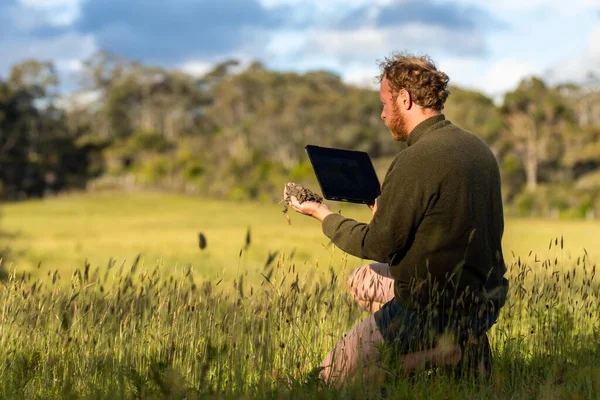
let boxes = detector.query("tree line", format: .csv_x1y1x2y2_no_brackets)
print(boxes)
1,50,599,217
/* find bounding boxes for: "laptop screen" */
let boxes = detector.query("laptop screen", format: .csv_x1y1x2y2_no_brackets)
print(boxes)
305,145,381,204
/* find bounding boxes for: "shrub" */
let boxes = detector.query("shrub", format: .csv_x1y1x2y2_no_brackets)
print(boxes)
128,130,172,153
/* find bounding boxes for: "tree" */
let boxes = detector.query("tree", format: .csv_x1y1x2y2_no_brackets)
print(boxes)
1,54,600,211
0,60,101,199
558,82,600,181
502,77,575,192
80,50,129,92
0,66,46,198
444,86,506,152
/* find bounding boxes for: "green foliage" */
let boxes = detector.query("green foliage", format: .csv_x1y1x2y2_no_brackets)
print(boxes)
0,60,101,199
2,52,600,217
127,130,172,153
134,156,173,185
501,153,526,202
576,170,600,192
289,161,314,181
502,76,578,193
224,155,288,202
565,130,600,174
444,86,505,144
183,162,204,181
508,184,600,218
514,190,536,216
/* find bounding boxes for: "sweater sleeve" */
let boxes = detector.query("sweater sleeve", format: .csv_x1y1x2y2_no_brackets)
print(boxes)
321,158,433,263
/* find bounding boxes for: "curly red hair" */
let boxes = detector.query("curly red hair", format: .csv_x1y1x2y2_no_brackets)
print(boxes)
378,52,450,111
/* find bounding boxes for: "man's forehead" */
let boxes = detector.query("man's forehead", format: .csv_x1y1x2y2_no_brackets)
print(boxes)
380,77,391,95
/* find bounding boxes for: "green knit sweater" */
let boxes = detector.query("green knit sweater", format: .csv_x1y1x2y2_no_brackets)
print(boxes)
322,114,509,315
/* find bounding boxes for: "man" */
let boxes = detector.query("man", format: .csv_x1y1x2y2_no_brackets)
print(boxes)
288,52,509,385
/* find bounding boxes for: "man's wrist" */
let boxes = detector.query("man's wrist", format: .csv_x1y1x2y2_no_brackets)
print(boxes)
314,206,333,222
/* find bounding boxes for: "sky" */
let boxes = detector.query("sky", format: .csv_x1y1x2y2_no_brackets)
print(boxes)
1,0,599,99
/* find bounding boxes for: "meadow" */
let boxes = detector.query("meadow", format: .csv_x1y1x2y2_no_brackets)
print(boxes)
2,191,600,282
0,191,600,398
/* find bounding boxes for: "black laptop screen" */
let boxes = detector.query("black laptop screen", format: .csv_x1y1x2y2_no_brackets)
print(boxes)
305,145,381,204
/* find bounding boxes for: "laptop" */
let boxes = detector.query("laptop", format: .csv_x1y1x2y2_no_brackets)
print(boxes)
305,144,381,205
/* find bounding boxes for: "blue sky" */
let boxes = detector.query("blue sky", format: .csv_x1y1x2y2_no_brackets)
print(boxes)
1,0,599,98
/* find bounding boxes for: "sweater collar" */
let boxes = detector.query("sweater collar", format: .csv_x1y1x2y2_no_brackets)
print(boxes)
407,114,447,147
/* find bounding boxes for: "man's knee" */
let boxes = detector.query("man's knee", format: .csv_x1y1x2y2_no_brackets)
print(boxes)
319,315,384,384
347,264,370,294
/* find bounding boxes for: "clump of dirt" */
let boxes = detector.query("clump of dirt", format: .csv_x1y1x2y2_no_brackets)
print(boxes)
282,182,323,224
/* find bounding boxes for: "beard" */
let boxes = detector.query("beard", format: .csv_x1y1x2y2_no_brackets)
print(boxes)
388,102,409,141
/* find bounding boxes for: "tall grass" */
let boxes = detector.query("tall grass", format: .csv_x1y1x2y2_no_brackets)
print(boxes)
0,238,599,399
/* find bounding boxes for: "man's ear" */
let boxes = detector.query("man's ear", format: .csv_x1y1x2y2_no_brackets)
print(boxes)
398,89,413,111
396,88,412,110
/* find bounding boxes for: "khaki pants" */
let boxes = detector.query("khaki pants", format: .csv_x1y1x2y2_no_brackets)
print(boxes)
319,263,394,385
319,263,495,385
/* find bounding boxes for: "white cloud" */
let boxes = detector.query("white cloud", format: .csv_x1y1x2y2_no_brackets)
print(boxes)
264,30,308,57
19,0,78,6
277,23,486,66
258,0,394,28
262,22,497,94
259,0,371,9
6,6,46,32
452,0,595,14
55,58,84,73
179,61,213,77
312,27,389,61
18,0,81,26
437,57,484,88
1,0,597,98
341,64,380,88
483,0,563,11
478,58,541,97
588,24,600,58
259,0,305,7
546,23,600,85
0,32,96,78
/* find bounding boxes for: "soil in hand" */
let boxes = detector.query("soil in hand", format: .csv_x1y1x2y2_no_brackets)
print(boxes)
282,182,323,224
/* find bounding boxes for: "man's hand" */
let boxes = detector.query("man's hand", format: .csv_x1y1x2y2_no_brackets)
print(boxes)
289,196,333,222
368,198,378,216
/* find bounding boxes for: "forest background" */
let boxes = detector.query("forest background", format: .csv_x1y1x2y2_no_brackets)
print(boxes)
1,52,599,218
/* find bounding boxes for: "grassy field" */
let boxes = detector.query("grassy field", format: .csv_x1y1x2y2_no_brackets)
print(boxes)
1,191,600,398
2,190,599,284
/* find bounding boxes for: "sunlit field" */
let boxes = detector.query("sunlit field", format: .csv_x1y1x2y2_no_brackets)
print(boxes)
1,191,600,398
2,191,599,283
